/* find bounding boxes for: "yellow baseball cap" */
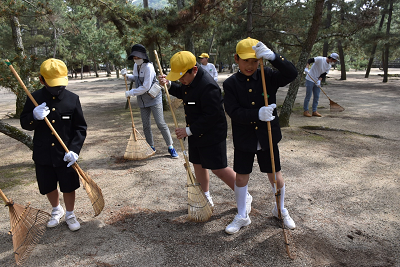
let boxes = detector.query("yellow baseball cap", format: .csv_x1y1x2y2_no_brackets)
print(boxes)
236,37,259,59
40,58,68,87
166,51,196,81
198,53,209,58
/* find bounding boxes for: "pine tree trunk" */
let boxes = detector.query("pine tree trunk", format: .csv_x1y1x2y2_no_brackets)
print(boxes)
279,0,325,127
0,121,33,150
383,0,393,83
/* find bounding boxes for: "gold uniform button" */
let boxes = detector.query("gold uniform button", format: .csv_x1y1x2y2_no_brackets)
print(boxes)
251,102,255,105
249,89,252,92
255,126,258,130
52,120,55,123
282,57,285,61
52,108,55,111
185,92,187,94
51,143,55,146
30,121,33,124
247,78,250,82
52,96,56,100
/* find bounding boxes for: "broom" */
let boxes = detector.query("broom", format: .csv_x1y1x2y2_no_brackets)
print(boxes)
123,75,155,160
260,59,294,259
0,189,50,266
154,50,212,222
307,74,345,112
6,60,104,217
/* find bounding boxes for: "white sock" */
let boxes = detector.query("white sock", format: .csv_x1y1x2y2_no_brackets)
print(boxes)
204,191,210,198
235,183,248,218
52,204,62,211
65,211,74,217
168,145,173,149
271,184,285,211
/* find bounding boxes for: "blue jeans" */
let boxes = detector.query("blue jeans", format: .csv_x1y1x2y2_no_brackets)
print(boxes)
304,79,321,112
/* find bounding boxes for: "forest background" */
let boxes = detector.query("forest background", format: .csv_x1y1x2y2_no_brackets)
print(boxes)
0,0,399,170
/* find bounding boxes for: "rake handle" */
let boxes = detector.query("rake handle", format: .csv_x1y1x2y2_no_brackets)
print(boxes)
123,75,138,141
0,188,10,203
260,59,293,259
153,51,196,184
6,60,88,183
307,73,332,101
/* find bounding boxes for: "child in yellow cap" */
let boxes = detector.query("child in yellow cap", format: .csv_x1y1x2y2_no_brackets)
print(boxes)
20,58,87,231
223,38,298,234
158,51,253,212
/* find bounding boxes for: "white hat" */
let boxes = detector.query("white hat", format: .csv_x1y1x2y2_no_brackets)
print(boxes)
330,53,339,61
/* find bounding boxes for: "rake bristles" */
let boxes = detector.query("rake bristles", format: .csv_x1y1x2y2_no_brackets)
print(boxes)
0,189,51,266
123,130,155,160
8,203,50,265
185,164,213,222
74,166,105,217
329,100,345,112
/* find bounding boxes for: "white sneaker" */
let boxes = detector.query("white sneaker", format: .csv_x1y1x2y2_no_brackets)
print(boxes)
272,207,296,230
47,206,65,228
225,214,251,234
65,213,81,231
246,193,253,215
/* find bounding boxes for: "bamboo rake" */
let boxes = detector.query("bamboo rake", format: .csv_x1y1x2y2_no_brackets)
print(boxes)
260,59,293,259
0,189,50,265
122,75,155,160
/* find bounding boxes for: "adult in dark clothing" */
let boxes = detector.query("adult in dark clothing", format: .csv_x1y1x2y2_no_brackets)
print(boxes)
158,51,252,211
20,58,87,231
223,37,297,234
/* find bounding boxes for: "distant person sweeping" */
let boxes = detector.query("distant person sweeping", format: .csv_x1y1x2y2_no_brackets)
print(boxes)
20,58,87,231
303,53,339,117
122,44,178,159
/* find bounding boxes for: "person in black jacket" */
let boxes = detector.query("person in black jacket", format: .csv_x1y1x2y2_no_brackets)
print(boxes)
158,51,252,212
20,58,87,231
223,37,297,234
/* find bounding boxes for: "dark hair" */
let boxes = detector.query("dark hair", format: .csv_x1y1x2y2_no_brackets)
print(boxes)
184,63,198,75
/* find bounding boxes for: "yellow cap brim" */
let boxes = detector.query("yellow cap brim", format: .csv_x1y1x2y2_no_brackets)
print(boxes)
238,52,257,60
45,76,69,87
166,71,185,81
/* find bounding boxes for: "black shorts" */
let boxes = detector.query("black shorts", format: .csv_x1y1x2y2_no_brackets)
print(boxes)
189,140,228,170
234,144,281,174
35,164,80,195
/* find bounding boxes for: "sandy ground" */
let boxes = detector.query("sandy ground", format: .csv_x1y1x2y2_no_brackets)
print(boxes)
0,68,399,267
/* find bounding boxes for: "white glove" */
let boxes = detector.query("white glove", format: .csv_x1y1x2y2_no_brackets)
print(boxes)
252,42,276,61
63,151,79,167
258,104,276,122
304,67,309,74
125,89,135,98
121,68,127,76
33,102,50,120
316,80,321,86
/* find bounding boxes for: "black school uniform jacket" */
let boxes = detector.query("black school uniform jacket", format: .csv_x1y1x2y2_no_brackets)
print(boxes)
169,66,227,148
20,87,87,167
223,54,297,153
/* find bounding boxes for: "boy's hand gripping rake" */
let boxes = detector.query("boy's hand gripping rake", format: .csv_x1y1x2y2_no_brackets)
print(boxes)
123,75,155,160
6,60,104,216
154,50,212,222
260,59,294,259
0,189,50,266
